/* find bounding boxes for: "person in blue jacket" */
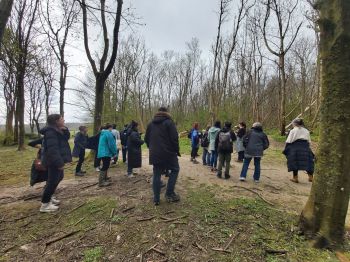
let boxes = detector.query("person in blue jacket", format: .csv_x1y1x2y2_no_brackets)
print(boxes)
97,124,117,187
190,122,200,164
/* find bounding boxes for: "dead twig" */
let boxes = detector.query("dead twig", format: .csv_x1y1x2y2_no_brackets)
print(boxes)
160,215,188,223
2,245,16,253
110,208,115,218
80,182,98,190
224,232,240,251
66,202,86,215
137,216,156,222
211,248,232,253
122,206,135,213
73,217,85,226
265,249,287,255
45,230,81,246
193,242,207,253
133,179,143,184
232,186,274,206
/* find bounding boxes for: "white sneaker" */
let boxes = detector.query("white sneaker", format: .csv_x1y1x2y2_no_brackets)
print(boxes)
40,202,59,213
127,174,135,178
239,177,246,181
95,167,101,172
254,180,260,183
51,197,60,205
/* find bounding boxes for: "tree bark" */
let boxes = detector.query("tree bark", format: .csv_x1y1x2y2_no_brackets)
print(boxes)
0,0,13,45
300,0,350,248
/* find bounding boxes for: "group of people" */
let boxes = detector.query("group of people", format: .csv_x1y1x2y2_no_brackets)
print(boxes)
29,108,315,213
189,121,269,182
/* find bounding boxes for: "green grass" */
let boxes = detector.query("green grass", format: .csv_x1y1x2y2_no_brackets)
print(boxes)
83,246,103,262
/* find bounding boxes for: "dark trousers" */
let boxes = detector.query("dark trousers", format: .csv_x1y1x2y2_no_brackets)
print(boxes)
202,148,211,165
238,151,244,161
122,146,127,163
191,146,199,158
217,152,232,175
75,150,85,173
153,163,180,202
94,153,101,168
101,157,111,171
42,167,64,203
293,170,313,176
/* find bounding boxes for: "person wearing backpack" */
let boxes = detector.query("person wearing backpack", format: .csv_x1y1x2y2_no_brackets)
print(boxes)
208,121,221,172
236,122,247,162
239,122,269,183
39,114,72,212
215,122,237,179
190,123,200,164
201,126,211,165
120,124,129,163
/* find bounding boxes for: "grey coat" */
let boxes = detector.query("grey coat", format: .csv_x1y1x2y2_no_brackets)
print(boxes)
243,127,269,157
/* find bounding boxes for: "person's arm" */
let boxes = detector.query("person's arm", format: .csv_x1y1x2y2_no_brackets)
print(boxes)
231,131,237,141
263,134,270,150
28,138,43,148
144,124,150,148
107,133,117,156
215,132,220,150
45,130,64,168
130,131,144,146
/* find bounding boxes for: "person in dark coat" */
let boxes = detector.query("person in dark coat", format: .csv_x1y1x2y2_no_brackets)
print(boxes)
120,124,129,163
283,118,314,183
126,121,144,177
145,107,181,205
87,127,102,171
239,122,269,183
215,122,237,179
72,126,88,176
39,114,72,212
28,137,48,186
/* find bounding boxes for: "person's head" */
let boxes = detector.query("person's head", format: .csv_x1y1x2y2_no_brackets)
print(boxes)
239,122,246,129
130,120,138,130
292,118,304,127
112,124,117,129
214,120,221,128
193,122,199,130
158,106,168,113
252,122,263,130
104,123,113,131
206,125,211,131
47,114,64,128
224,121,232,129
79,125,87,134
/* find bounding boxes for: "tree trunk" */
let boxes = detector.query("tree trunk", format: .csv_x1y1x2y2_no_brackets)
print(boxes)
0,0,13,45
93,75,106,134
280,54,286,136
59,61,67,117
3,107,14,145
300,0,350,248
16,61,26,151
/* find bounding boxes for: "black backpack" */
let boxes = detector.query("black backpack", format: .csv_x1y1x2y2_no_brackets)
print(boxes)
218,131,232,151
201,133,209,147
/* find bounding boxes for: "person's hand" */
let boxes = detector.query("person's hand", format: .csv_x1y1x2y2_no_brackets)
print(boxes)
58,166,64,170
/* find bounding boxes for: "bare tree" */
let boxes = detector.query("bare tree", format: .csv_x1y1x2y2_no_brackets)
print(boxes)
261,0,302,135
0,0,13,44
79,0,123,134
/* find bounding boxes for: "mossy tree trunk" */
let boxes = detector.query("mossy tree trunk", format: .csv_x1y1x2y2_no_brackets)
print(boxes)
300,0,350,248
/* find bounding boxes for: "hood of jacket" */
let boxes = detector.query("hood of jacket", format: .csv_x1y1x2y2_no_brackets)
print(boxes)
221,126,231,133
39,125,62,135
209,126,220,134
252,126,263,132
152,112,172,124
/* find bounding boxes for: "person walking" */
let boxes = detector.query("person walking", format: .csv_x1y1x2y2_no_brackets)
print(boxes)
39,114,72,212
190,122,200,164
87,127,103,171
111,124,120,164
283,118,314,183
236,122,246,162
126,121,144,177
208,121,221,172
239,122,269,183
201,126,211,165
215,122,237,179
97,124,117,187
72,126,88,176
145,107,181,205
120,124,129,163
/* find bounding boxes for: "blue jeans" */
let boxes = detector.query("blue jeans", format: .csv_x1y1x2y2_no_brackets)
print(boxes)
240,157,261,181
153,163,180,202
210,150,218,168
202,148,211,165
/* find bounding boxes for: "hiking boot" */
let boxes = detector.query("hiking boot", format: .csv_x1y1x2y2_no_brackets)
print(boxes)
254,180,260,183
127,174,135,178
154,201,160,206
165,193,180,203
239,177,246,182
290,175,299,183
99,171,111,187
80,170,87,174
75,171,85,177
51,197,60,205
193,159,199,164
95,167,101,172
224,173,230,179
308,174,313,182
217,172,222,179
190,158,194,162
40,202,59,213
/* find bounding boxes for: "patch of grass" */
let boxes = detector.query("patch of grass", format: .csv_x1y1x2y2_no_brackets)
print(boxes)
179,137,192,155
83,246,103,262
265,129,287,143
263,147,285,164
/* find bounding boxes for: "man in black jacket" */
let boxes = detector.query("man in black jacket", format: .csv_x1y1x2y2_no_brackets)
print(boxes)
215,122,237,179
145,107,181,205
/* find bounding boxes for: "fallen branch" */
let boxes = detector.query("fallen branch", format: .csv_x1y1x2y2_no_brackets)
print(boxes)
122,206,135,213
45,230,81,246
73,217,85,226
80,182,98,190
137,216,156,222
23,194,41,201
193,242,207,253
224,232,240,251
265,249,287,255
67,202,87,214
133,179,143,184
110,208,115,218
160,215,188,223
232,186,274,206
211,248,232,253
2,245,16,253
152,247,166,256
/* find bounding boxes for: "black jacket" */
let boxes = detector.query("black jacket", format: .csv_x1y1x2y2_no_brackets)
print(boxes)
283,139,314,173
120,127,129,146
127,128,144,168
215,127,237,154
237,127,246,138
243,127,269,157
87,133,100,151
144,112,179,169
40,126,72,168
72,132,88,157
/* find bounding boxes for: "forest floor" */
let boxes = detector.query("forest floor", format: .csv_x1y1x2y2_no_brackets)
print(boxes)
0,138,350,262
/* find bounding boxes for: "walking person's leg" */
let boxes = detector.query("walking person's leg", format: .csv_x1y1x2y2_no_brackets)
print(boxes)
206,151,211,166
76,150,85,176
127,164,134,177
238,151,244,162
152,166,162,205
224,153,232,179
217,153,224,178
290,170,299,183
240,157,252,181
253,157,261,182
202,148,207,165
40,167,63,212
165,162,180,202
99,157,111,187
